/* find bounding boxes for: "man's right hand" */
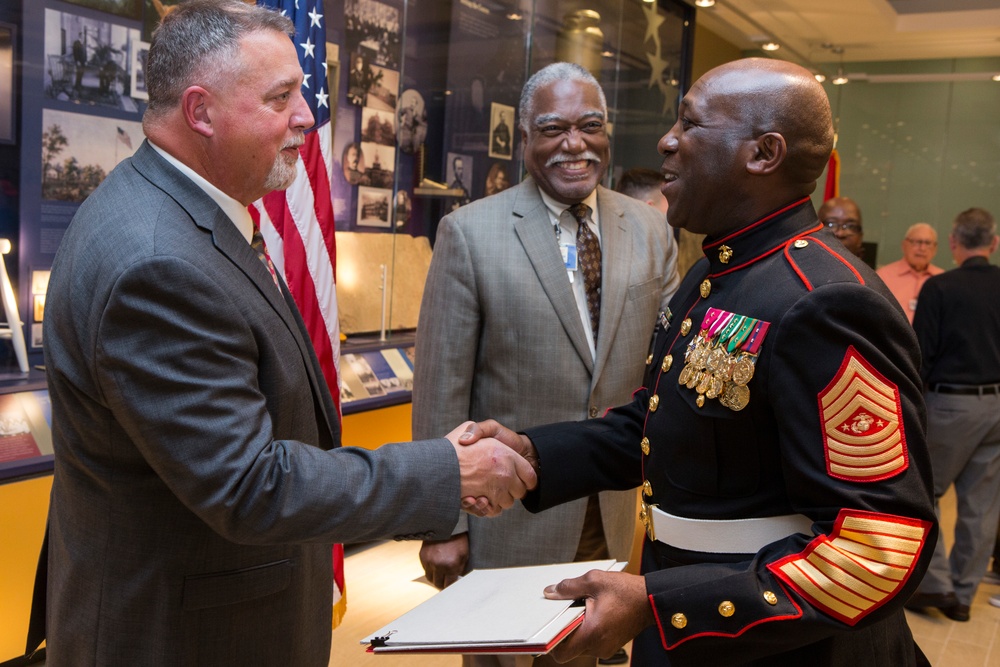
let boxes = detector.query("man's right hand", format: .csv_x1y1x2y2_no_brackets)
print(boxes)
446,422,537,518
419,533,469,589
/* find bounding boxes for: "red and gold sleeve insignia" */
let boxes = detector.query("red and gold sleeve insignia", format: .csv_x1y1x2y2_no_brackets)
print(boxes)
818,346,908,482
768,509,930,626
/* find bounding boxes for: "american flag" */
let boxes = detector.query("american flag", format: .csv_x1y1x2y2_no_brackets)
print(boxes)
251,0,346,627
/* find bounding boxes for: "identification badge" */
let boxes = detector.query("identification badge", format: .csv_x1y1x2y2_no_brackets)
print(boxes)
561,243,578,271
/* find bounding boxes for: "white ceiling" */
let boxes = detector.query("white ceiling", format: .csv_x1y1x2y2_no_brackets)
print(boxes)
694,0,1000,77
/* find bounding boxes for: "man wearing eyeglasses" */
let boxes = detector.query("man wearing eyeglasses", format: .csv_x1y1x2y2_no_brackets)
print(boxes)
877,223,944,323
818,196,864,259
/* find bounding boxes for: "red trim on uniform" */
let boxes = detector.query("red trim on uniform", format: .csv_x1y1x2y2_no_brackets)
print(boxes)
784,242,813,291
650,594,668,648
657,579,804,650
805,236,866,285
766,509,930,627
706,197,812,248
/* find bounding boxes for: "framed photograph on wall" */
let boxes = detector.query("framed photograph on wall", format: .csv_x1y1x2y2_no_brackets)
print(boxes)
488,102,514,160
0,23,14,145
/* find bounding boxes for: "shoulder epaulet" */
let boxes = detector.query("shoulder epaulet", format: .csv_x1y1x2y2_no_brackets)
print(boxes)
782,235,866,292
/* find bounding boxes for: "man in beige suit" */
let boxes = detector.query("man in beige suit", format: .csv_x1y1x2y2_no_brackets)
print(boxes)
413,62,679,667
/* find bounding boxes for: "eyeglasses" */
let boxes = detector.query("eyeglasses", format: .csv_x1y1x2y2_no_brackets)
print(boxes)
904,238,936,248
824,220,862,234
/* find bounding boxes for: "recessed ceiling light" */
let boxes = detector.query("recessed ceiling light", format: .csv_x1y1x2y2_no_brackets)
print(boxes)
993,73,1000,82
832,74,849,85
695,0,716,7
814,73,826,83
761,42,780,51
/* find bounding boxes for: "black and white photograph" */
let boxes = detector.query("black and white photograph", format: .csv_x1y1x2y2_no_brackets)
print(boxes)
360,107,395,146
43,9,135,111
128,30,149,101
365,64,398,112
63,0,142,21
489,102,514,160
345,51,371,106
341,141,368,186
344,0,401,70
356,185,392,229
41,109,143,203
446,151,473,211
0,24,13,144
393,189,411,227
360,141,395,188
396,88,426,154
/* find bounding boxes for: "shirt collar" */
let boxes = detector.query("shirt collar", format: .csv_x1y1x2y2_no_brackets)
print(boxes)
538,187,600,228
148,141,255,244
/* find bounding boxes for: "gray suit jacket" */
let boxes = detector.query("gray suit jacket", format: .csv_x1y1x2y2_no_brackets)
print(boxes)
413,177,678,568
43,141,462,666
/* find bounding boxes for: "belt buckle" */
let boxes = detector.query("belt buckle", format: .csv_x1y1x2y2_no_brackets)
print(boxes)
639,502,658,541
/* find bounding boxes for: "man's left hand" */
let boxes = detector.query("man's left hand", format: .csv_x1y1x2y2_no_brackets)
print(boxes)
542,570,653,663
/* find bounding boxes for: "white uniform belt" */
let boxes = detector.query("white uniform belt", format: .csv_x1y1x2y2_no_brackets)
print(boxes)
651,506,813,554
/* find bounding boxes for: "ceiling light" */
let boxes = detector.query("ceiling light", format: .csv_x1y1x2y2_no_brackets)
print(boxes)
993,74,1000,82
832,72,849,85
761,42,780,52
643,0,655,3
506,12,522,20
695,0,716,7
814,73,826,83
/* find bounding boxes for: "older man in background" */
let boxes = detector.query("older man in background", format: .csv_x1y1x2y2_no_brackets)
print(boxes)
877,222,944,323
818,195,864,259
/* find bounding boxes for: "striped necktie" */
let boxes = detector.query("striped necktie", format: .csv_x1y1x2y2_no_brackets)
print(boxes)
251,224,282,292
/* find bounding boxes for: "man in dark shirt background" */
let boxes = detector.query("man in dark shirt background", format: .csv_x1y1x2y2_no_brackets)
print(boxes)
908,207,1000,622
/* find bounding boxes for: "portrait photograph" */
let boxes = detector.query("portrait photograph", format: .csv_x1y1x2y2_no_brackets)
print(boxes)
392,189,411,228
341,141,367,186
396,88,427,154
345,51,371,107
446,151,472,211
344,0,401,70
40,109,143,203
361,107,396,147
365,64,398,112
356,186,392,229
488,102,514,160
485,161,512,198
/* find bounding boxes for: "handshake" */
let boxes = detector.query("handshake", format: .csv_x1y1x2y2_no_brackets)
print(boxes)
446,420,538,518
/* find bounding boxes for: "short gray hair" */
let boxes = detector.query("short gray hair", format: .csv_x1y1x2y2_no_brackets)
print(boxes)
145,0,293,117
952,208,996,249
519,62,607,134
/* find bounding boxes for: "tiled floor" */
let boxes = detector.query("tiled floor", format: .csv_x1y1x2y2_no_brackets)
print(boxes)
332,486,1000,666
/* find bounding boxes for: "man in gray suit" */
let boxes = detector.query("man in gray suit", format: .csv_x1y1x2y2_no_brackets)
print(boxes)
414,62,679,667
42,2,534,665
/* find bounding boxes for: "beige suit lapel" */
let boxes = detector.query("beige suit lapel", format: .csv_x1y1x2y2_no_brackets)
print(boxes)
592,186,632,386
512,179,594,373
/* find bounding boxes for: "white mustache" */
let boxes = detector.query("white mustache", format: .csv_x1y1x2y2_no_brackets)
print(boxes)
546,151,602,168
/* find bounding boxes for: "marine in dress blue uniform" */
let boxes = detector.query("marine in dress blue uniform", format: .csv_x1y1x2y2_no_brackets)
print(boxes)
470,58,937,666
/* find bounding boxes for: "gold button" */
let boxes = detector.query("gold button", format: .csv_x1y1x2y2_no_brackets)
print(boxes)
696,394,705,408
793,239,809,249
661,354,673,372
648,394,659,412
718,245,733,264
642,480,652,496
646,353,653,365
718,601,735,617
640,436,650,455
680,318,692,336
700,279,711,298
589,406,599,418
763,591,778,606
671,613,687,629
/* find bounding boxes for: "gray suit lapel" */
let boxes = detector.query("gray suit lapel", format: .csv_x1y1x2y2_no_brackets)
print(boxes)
131,142,335,439
512,179,594,372
592,186,631,385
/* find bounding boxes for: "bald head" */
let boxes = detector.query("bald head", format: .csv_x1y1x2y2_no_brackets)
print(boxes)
657,58,835,236
706,59,834,187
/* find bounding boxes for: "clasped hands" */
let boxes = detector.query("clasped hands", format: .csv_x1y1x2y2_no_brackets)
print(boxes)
443,420,653,664
447,419,538,518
